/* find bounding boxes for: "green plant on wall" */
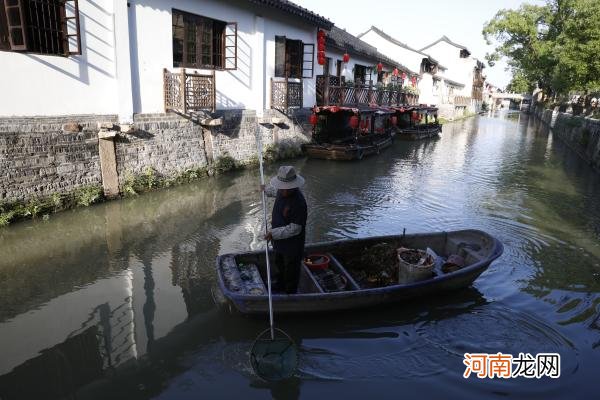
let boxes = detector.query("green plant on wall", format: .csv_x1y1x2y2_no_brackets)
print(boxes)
214,154,238,173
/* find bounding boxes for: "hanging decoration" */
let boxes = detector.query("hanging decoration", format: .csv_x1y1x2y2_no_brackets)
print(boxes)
401,72,407,81
349,115,359,129
309,113,318,125
317,29,327,66
392,68,399,77
377,62,383,72
342,53,350,63
411,76,417,87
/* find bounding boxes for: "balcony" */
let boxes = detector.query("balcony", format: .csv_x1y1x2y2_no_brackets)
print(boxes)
270,78,303,115
316,75,418,107
163,68,216,114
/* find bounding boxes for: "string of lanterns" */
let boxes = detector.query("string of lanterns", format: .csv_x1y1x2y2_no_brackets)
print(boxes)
317,29,326,65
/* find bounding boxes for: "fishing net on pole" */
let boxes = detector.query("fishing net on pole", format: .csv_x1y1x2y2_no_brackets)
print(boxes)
250,328,298,381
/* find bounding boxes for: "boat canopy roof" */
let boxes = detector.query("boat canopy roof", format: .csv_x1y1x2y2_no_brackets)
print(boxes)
314,105,396,115
391,105,439,113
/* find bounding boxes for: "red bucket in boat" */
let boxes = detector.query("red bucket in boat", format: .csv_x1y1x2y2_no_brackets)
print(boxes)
304,254,330,271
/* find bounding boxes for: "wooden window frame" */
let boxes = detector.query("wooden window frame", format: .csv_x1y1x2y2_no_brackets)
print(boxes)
274,35,314,79
0,0,81,56
172,8,237,70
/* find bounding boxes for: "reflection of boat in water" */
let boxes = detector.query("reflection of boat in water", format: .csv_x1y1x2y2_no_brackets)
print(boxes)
394,106,442,140
303,105,395,161
215,229,503,314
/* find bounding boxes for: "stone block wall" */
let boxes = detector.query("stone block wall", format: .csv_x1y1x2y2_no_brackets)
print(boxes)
1,108,312,205
115,113,208,187
0,115,117,202
533,105,600,172
208,108,312,162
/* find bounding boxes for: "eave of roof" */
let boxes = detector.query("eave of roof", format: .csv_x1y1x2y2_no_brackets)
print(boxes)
444,78,465,88
326,27,418,75
419,35,471,55
357,26,443,67
246,0,333,29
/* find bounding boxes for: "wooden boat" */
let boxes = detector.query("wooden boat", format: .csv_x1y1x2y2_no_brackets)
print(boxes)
303,105,395,161
214,229,503,314
394,105,442,140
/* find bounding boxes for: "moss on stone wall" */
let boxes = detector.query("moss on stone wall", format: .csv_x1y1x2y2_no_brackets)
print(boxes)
0,185,105,227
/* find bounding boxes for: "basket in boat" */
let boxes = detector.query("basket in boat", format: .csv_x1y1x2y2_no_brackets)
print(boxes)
397,247,434,283
304,254,330,271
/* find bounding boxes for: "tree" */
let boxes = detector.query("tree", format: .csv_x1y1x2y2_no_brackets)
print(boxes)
506,70,536,93
483,0,600,98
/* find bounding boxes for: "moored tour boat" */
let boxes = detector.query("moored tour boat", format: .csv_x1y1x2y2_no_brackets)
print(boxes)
303,105,395,160
394,105,442,140
214,229,503,314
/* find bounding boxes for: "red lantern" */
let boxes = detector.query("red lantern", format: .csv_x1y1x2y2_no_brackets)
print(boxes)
309,113,318,125
411,111,419,121
411,76,417,87
377,62,383,72
349,115,359,129
401,72,407,80
318,36,325,46
317,29,326,38
318,57,325,65
342,53,350,63
392,68,399,77
318,42,325,52
391,116,398,126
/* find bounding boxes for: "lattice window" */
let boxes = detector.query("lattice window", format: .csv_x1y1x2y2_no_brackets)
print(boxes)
0,0,80,56
172,9,237,70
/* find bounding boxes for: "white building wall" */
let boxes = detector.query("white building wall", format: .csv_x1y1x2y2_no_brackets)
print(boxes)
325,49,386,84
263,14,317,108
423,41,475,99
359,30,423,74
130,0,318,113
0,1,119,117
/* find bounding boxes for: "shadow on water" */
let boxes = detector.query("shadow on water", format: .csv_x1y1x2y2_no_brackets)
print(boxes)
1,113,600,399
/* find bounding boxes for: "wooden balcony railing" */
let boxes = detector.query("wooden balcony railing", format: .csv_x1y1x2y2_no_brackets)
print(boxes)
316,75,419,107
270,78,303,114
164,68,216,114
454,96,471,106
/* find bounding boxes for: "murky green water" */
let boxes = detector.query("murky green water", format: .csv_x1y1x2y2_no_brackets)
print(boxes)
1,112,600,399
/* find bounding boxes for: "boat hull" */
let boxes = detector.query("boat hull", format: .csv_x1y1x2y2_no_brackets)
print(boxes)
396,125,442,140
303,135,392,161
215,229,503,315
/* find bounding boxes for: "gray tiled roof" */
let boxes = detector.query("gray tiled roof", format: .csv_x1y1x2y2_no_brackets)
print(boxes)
358,26,446,69
419,35,470,55
327,27,418,75
246,0,333,29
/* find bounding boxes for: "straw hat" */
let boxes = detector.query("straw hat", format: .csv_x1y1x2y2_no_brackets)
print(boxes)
270,166,305,190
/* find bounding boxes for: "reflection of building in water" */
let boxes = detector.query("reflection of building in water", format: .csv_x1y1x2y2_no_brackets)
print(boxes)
0,327,103,400
171,239,219,316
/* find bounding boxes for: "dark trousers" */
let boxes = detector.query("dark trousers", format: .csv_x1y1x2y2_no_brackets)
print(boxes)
274,252,302,294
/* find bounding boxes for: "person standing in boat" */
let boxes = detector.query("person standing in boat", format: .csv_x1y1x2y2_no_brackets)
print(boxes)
262,166,308,294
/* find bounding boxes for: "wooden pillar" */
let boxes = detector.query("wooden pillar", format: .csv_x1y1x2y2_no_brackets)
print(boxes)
181,68,187,114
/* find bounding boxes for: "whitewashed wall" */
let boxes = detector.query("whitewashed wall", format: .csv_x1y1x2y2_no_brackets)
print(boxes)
325,49,389,83
423,41,476,99
359,30,423,74
0,0,122,117
263,13,317,109
130,0,318,113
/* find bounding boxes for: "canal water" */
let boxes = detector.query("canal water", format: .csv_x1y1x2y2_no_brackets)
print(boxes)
1,112,599,399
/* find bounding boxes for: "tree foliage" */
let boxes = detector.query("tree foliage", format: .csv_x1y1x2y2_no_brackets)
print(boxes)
506,70,536,93
483,0,600,97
